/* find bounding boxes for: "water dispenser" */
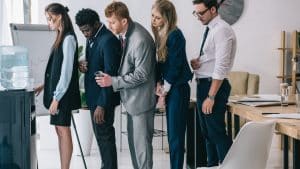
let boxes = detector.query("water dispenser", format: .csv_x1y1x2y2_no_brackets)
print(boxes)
0,46,29,90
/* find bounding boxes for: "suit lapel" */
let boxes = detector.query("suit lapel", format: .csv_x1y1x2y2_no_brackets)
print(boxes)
118,21,135,73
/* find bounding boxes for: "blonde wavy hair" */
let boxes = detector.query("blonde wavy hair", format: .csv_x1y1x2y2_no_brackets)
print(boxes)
151,0,177,62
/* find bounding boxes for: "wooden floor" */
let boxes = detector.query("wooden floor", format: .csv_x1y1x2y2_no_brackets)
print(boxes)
38,134,292,169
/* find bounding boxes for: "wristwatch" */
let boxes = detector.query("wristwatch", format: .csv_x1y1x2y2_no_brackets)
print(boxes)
208,95,215,101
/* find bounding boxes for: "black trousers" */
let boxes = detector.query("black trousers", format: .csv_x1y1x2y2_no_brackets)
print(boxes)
90,106,117,169
196,78,232,167
166,83,190,169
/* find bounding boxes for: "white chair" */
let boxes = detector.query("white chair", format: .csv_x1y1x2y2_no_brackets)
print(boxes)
198,121,275,169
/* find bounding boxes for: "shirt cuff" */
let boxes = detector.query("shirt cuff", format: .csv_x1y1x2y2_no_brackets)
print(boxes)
53,95,60,102
212,73,226,80
163,80,171,93
112,77,121,92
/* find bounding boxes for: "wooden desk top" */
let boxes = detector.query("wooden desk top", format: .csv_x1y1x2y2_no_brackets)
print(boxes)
228,103,300,140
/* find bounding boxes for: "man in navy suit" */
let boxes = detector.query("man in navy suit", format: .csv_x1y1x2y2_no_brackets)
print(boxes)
75,8,121,169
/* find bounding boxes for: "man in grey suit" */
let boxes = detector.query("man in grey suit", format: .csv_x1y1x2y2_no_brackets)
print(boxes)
96,2,156,169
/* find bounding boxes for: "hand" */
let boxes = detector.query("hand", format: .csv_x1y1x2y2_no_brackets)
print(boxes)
155,83,163,96
95,73,112,87
155,83,167,97
94,106,105,124
190,58,201,70
49,99,59,115
34,84,44,96
202,98,214,114
79,60,88,73
156,96,166,109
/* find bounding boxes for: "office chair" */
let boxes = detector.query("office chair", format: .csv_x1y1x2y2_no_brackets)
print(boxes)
198,121,275,169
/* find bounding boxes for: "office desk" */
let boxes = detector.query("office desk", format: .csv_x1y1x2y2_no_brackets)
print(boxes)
227,103,300,169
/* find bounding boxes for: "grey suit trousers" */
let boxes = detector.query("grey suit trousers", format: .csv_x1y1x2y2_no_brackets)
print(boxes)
127,109,154,169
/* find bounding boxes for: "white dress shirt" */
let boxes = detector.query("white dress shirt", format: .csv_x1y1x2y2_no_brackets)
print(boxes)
89,24,103,48
194,15,237,80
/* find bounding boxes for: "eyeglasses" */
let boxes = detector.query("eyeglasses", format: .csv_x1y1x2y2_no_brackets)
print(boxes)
192,8,209,18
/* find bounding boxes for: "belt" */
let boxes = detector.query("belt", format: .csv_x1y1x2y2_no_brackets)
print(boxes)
195,77,228,84
195,77,212,84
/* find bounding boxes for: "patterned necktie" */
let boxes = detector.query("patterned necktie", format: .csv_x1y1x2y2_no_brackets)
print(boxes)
119,35,126,50
199,27,210,57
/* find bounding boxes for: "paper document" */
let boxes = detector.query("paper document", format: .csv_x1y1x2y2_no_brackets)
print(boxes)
237,102,283,107
230,94,281,102
264,113,300,119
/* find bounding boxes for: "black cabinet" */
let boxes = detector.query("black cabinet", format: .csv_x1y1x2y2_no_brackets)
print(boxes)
0,90,37,169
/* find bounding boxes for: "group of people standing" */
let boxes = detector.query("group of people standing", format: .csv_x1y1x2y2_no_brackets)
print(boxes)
35,0,237,169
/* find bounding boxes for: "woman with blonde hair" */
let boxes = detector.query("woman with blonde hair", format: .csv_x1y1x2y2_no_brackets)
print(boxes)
151,0,193,168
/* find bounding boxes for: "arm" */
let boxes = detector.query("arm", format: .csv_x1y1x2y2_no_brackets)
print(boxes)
203,28,235,114
49,35,76,114
53,35,76,101
34,84,44,96
156,32,183,104
212,27,235,80
163,31,185,85
112,41,155,91
96,38,121,109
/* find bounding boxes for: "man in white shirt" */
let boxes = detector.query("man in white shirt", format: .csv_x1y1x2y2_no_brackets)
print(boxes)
190,0,237,167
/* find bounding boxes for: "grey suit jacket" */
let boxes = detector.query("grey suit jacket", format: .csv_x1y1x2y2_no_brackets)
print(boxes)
112,21,156,115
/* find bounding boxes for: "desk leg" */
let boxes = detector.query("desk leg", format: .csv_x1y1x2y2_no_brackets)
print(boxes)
233,114,240,137
283,135,289,169
293,139,300,169
226,109,232,139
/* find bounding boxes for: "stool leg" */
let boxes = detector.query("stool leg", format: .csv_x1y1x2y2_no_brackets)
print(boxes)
71,115,87,169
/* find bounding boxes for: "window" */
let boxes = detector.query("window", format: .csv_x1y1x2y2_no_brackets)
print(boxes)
0,0,24,45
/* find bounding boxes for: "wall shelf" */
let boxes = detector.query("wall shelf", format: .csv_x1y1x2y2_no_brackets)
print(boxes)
277,30,300,93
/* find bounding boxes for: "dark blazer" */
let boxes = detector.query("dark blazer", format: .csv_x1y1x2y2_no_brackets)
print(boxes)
44,32,81,112
157,28,193,86
84,25,121,111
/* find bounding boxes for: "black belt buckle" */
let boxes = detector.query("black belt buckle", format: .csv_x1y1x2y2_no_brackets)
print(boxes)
195,77,212,84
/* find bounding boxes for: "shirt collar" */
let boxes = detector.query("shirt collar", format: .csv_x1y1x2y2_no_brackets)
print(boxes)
93,23,104,39
207,15,221,30
119,31,127,40
88,24,104,48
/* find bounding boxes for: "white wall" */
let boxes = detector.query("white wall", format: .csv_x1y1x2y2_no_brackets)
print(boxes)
34,0,300,95
232,0,300,94
33,0,300,157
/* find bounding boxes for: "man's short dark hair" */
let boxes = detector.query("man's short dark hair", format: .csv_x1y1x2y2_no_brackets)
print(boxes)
75,8,100,27
192,0,219,9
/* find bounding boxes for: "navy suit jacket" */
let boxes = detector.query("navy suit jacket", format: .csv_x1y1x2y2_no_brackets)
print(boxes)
84,25,121,112
157,28,193,86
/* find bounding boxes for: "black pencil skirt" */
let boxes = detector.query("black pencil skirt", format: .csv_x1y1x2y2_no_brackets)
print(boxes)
50,110,72,127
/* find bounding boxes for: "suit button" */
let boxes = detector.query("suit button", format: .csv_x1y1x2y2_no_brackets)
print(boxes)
46,73,49,77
